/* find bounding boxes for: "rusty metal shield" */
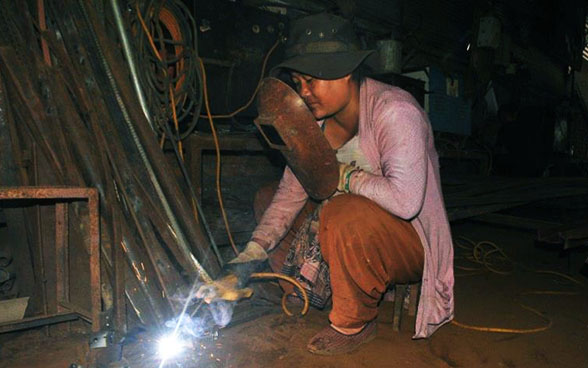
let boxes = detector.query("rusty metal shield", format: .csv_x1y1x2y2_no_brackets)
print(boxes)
255,77,338,200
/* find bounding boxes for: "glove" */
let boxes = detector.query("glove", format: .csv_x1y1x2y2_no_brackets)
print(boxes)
337,163,361,193
195,241,268,304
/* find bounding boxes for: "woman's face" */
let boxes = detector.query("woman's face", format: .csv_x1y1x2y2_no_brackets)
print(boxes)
290,72,354,120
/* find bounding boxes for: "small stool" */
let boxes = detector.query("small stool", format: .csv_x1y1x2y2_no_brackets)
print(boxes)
392,281,421,332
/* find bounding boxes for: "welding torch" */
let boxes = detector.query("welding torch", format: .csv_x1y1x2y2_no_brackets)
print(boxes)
195,242,309,316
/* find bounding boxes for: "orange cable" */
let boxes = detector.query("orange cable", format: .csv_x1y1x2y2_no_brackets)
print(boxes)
158,7,186,93
199,39,280,119
136,3,162,62
136,3,182,147
199,58,239,256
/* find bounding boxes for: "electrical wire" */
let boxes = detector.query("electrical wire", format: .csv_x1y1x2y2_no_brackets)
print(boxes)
198,58,239,256
199,39,280,119
451,235,584,334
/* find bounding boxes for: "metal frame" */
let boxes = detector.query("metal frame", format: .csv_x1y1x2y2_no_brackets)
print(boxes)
186,132,264,200
0,186,101,333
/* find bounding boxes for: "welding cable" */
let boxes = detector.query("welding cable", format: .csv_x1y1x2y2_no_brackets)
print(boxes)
451,235,583,334
251,272,309,316
199,39,280,119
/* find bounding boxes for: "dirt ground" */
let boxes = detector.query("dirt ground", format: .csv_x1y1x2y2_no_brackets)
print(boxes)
1,221,587,368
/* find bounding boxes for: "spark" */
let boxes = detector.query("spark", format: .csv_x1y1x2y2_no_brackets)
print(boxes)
158,279,203,368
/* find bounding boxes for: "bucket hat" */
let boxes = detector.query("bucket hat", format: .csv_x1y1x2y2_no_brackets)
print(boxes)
271,13,375,80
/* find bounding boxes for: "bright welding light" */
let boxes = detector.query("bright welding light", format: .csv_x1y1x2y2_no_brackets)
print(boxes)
158,334,185,360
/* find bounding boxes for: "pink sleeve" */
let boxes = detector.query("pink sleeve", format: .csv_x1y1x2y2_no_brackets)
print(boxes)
251,166,308,250
351,101,428,220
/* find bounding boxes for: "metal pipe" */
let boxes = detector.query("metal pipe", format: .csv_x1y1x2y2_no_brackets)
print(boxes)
110,0,155,131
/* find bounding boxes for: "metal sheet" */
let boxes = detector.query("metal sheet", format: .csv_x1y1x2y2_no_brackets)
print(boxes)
255,77,338,200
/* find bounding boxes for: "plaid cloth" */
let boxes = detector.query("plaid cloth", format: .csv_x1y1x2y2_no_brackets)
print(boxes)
281,203,331,309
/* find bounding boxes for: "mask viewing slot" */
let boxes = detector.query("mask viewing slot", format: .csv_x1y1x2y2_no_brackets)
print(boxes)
254,119,290,151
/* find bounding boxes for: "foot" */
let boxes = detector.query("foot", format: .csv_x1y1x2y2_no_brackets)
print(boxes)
330,324,364,335
307,320,377,356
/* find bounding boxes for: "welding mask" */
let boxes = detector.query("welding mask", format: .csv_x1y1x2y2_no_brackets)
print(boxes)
255,77,338,200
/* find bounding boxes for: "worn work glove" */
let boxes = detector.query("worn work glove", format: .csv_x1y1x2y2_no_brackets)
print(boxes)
195,241,268,304
337,163,361,193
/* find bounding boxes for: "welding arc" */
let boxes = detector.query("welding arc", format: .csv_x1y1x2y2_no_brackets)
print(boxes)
251,272,309,316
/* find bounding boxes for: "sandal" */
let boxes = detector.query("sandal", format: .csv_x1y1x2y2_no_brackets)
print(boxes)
307,320,377,355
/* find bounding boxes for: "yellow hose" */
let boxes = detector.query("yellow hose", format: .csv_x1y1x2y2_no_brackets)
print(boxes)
251,272,309,316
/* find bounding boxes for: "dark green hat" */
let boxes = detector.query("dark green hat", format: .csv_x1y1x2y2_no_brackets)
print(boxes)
272,13,375,80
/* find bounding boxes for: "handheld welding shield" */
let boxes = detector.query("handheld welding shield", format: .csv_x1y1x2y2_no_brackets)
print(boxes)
254,77,338,200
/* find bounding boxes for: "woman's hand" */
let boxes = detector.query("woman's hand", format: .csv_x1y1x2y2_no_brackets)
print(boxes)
195,242,268,303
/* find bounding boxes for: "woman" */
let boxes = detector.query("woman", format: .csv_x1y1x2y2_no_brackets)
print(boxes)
202,12,454,356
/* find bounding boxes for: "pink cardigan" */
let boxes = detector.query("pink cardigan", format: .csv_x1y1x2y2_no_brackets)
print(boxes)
252,78,454,338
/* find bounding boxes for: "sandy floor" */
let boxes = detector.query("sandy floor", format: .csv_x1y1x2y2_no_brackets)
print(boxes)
1,221,587,368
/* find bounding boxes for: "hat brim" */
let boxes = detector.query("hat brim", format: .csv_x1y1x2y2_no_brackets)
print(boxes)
270,50,375,80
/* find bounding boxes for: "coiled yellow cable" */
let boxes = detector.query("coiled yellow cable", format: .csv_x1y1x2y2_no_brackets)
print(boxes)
452,236,583,334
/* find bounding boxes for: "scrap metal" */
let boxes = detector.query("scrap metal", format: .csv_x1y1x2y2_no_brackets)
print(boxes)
0,0,223,334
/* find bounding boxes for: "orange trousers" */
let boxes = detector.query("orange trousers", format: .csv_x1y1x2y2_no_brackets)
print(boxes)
254,185,424,328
